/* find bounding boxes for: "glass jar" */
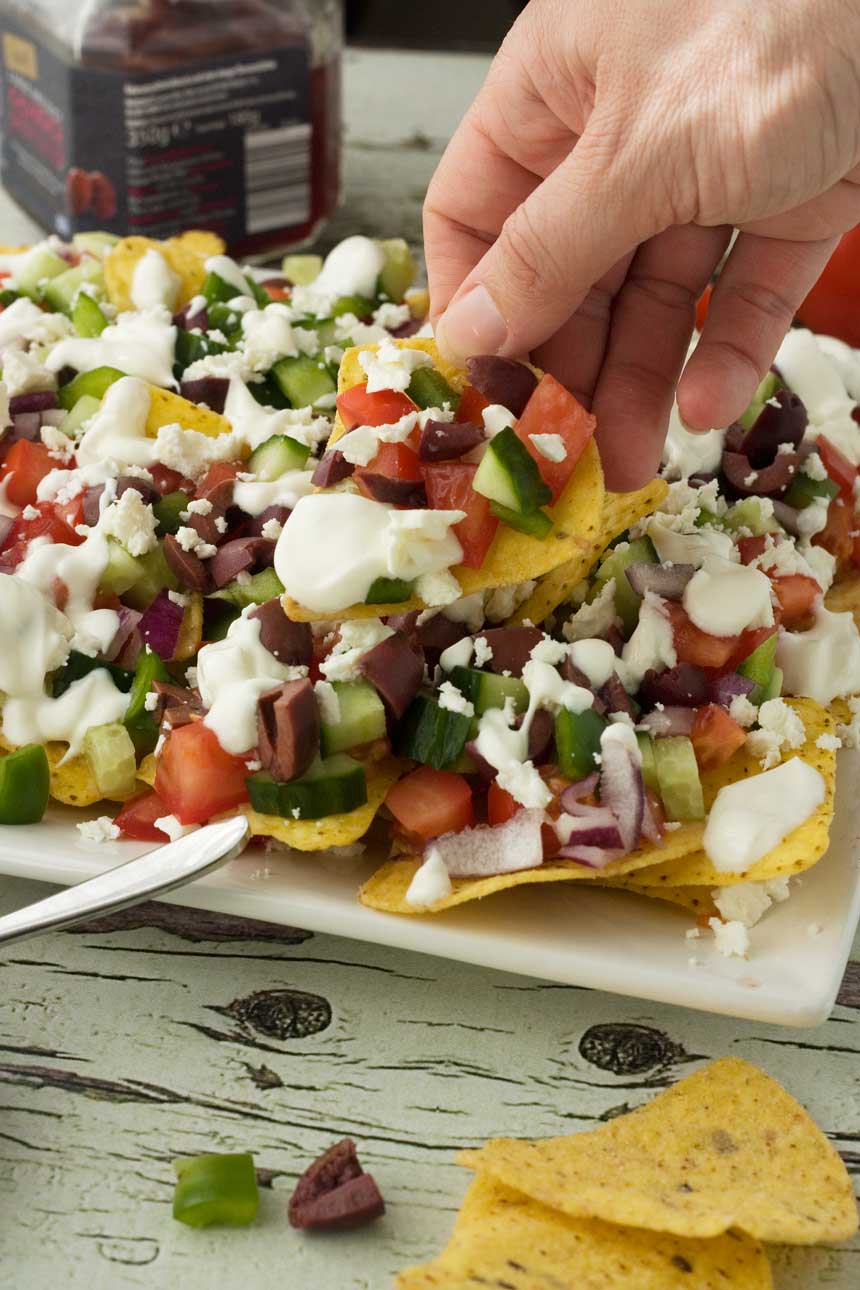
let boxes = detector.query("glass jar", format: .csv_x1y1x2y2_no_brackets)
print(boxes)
0,0,343,257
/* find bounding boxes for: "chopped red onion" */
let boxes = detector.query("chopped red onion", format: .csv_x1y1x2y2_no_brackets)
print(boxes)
138,590,184,660
625,561,695,601
431,808,545,878
10,411,42,442
641,791,664,845
637,705,696,736
559,773,599,812
598,739,644,852
9,390,57,415
104,605,143,663
771,499,802,536
709,672,755,709
558,844,626,868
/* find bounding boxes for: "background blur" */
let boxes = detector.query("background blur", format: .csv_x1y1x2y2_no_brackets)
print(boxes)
345,0,522,50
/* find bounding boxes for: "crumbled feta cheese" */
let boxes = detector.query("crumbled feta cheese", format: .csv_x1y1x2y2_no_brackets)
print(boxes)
802,451,829,481
2,348,54,396
358,337,432,394
99,487,159,556
482,404,515,437
438,681,474,717
245,759,262,772
708,917,750,958
836,695,860,748
77,816,120,843
320,619,393,682
185,497,213,516
729,694,759,728
41,426,74,462
154,814,199,842
168,590,189,607
484,580,537,622
473,635,494,667
21,504,39,521
261,517,283,540
175,525,217,559
372,301,411,330
185,665,199,688
529,433,566,462
685,926,701,940
314,679,341,725
214,516,228,534
745,697,806,769
562,579,619,644
816,732,842,751
154,422,241,480
712,882,775,928
416,568,462,607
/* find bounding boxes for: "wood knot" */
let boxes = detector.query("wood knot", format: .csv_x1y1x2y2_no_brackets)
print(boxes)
220,988,332,1040
578,1023,686,1075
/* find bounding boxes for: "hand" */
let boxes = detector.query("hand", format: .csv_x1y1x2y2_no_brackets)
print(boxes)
424,0,860,489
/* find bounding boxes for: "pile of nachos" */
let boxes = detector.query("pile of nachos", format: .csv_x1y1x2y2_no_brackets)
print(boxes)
0,225,859,959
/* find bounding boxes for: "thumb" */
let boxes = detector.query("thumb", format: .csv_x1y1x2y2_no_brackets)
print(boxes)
435,119,659,362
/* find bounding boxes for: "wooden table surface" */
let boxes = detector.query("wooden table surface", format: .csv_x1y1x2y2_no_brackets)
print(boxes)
0,48,858,1290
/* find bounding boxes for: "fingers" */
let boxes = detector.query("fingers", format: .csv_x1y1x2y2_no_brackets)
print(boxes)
531,253,633,408
678,232,839,430
591,224,732,492
434,112,661,363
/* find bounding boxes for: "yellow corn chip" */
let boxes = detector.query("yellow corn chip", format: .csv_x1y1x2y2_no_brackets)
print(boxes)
240,757,400,851
359,699,833,914
0,735,136,808
825,575,860,619
282,339,605,621
396,1175,773,1289
459,1057,858,1244
145,385,233,440
508,478,669,626
595,880,718,917
104,231,225,311
137,753,157,787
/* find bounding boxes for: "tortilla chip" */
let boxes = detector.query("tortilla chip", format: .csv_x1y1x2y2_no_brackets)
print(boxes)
145,386,233,440
825,575,860,619
240,757,400,851
359,699,834,914
395,1175,773,1289
282,339,605,621
460,1058,858,1245
173,594,204,663
104,231,225,312
0,735,136,807
137,753,157,786
595,880,718,917
508,478,669,627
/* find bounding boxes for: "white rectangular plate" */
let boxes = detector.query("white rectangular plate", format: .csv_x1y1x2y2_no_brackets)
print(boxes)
0,752,857,1027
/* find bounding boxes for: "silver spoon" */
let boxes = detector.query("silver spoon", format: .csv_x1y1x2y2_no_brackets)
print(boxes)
0,815,249,949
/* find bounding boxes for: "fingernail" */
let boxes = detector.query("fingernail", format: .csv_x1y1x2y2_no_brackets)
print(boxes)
435,284,508,360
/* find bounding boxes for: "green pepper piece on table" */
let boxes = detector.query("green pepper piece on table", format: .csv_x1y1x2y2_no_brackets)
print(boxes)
172,1152,259,1228
0,744,50,825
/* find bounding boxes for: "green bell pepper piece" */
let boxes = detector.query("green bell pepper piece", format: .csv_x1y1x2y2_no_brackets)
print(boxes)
0,744,50,824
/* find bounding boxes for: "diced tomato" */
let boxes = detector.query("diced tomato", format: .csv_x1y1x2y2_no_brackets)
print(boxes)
725,623,778,671
796,227,860,348
423,461,498,568
695,283,712,332
666,602,736,669
149,463,193,496
691,704,747,771
818,435,857,501
55,492,85,531
360,440,423,481
488,781,518,826
770,574,820,626
337,383,416,431
155,722,251,824
262,281,291,302
385,767,474,841
0,501,84,569
114,790,171,842
737,534,767,566
197,460,242,497
456,384,490,423
0,440,57,507
514,374,596,502
813,495,854,566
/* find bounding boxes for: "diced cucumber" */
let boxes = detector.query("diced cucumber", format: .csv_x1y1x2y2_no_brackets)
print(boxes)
365,576,413,605
41,260,105,313
762,665,783,703
123,542,179,610
783,473,839,511
736,632,778,705
73,232,120,255
209,567,284,610
246,754,367,819
320,681,387,756
173,329,228,377
272,355,336,408
448,665,529,716
52,653,133,699
83,722,138,798
332,294,375,319
654,735,705,821
201,270,239,305
554,707,607,781
15,248,68,299
99,539,144,596
153,491,191,536
394,692,473,769
593,536,658,635
473,426,552,514
406,367,460,411
377,238,417,302
247,373,291,410
490,501,553,540
739,370,782,432
72,292,108,338
723,497,781,535
247,433,309,480
636,731,659,794
294,316,337,348
58,366,124,411
61,394,102,438
694,506,727,530
124,648,170,756
282,253,323,285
